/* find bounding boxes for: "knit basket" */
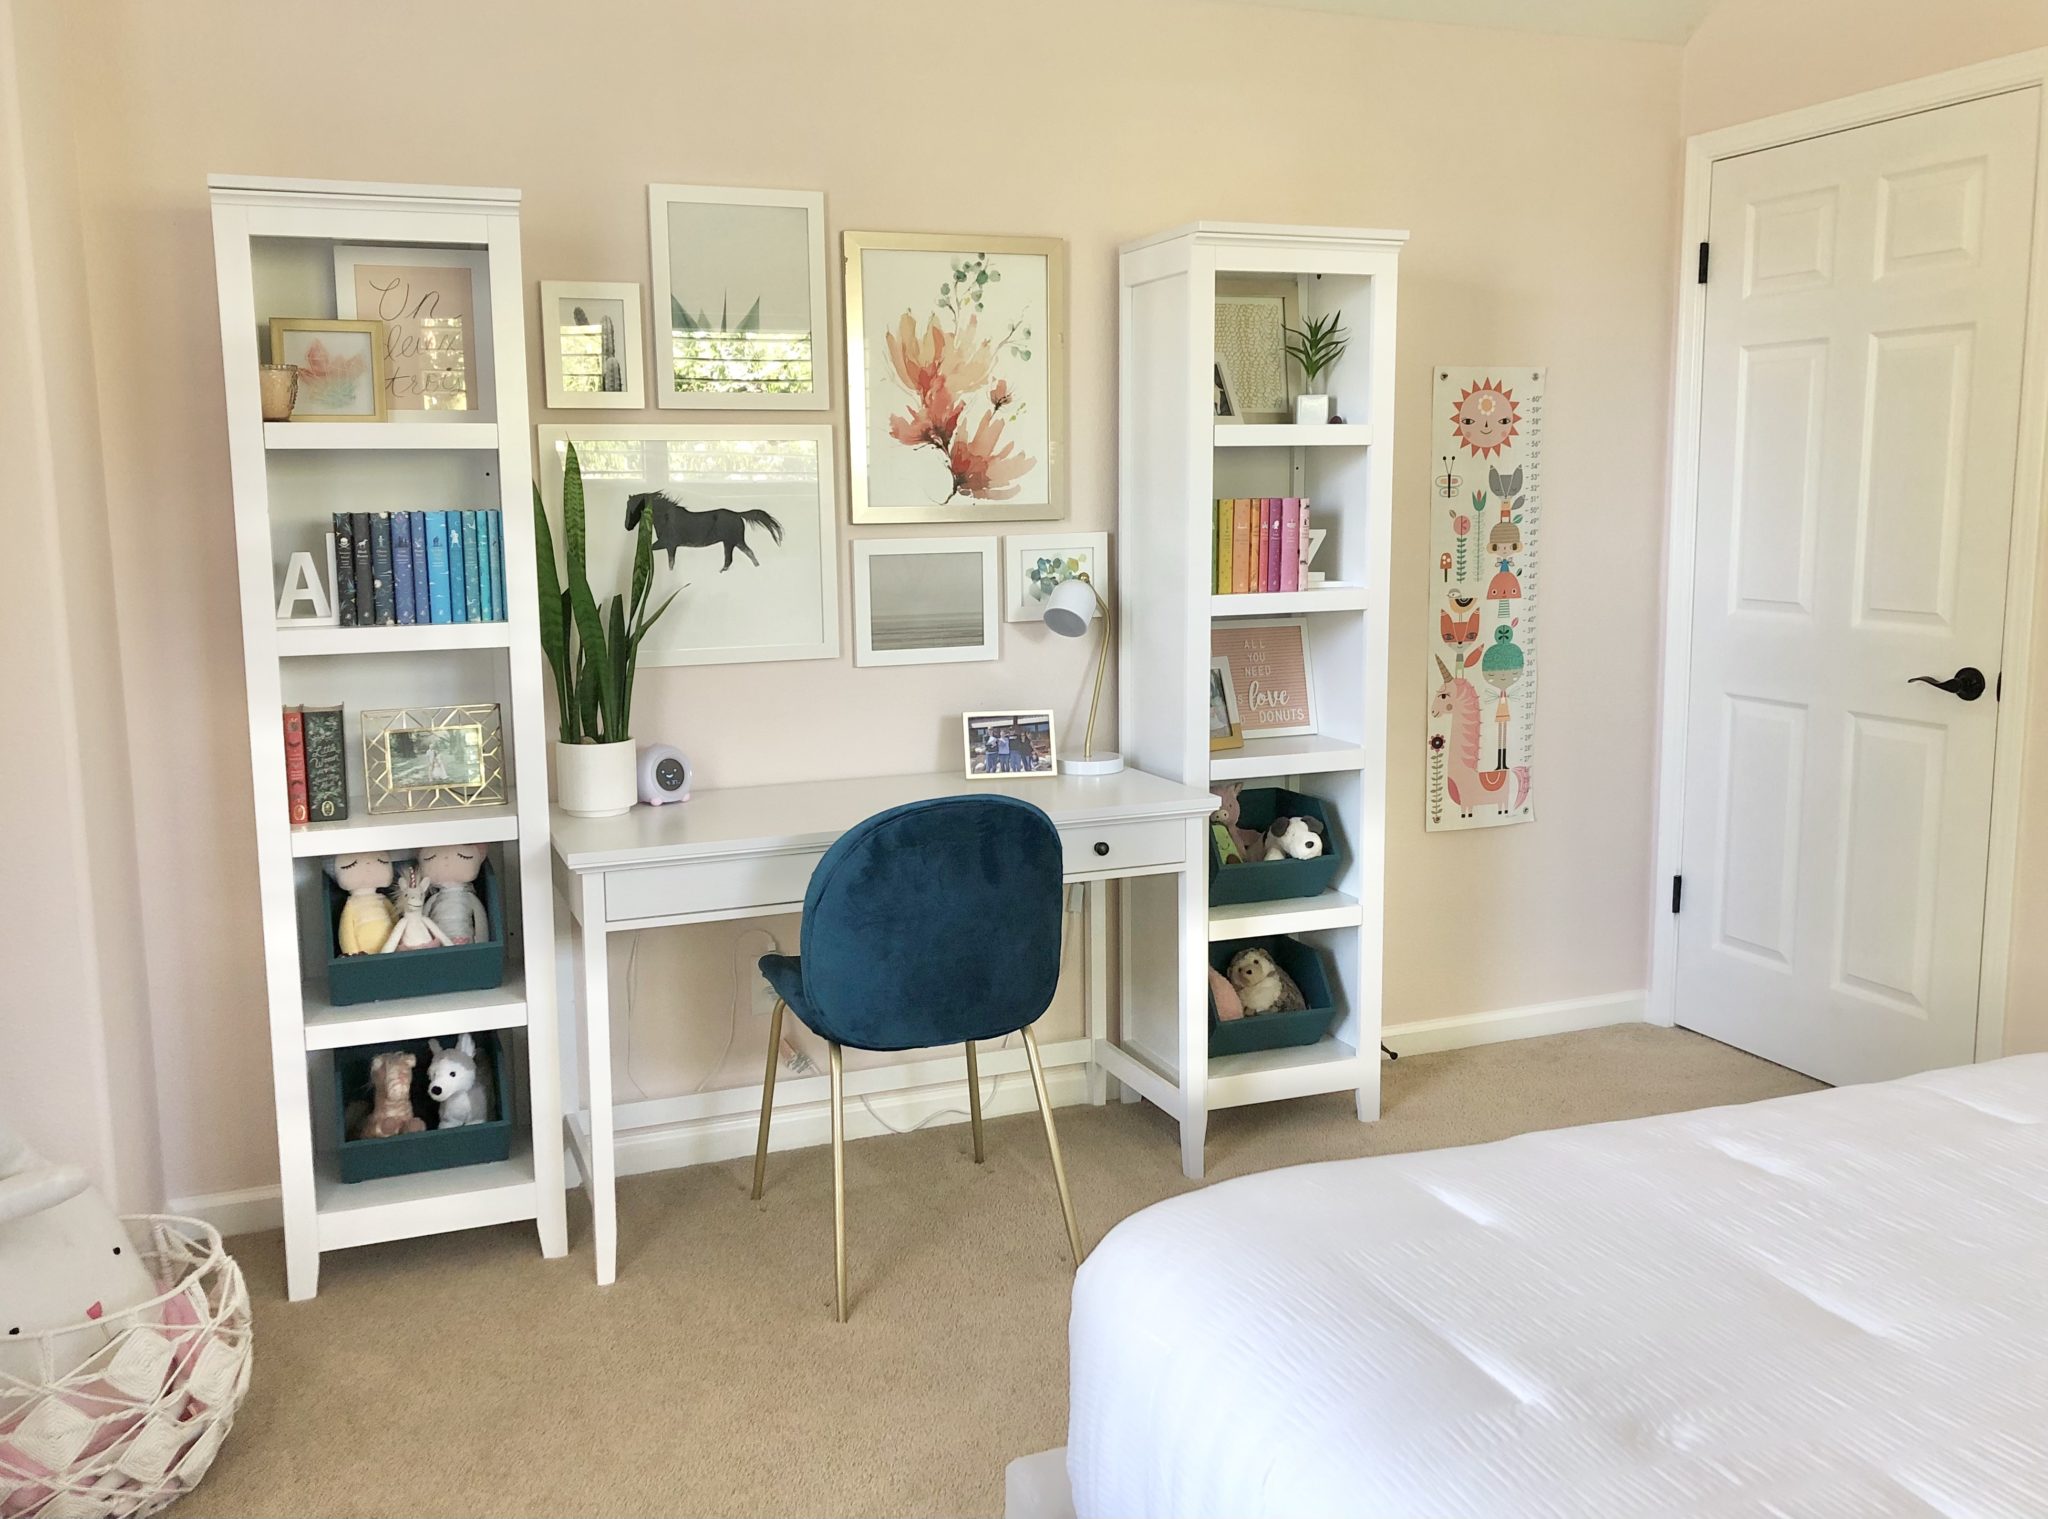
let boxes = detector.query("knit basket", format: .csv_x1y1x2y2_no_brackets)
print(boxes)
0,1216,251,1519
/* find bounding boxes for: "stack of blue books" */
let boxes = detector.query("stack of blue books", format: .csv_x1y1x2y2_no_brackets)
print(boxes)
331,510,508,627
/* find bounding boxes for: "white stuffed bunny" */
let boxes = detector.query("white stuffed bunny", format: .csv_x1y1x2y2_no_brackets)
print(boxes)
0,1126,157,1385
426,1034,492,1128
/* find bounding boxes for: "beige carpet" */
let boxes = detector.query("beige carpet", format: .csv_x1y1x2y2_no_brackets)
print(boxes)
172,1026,1818,1519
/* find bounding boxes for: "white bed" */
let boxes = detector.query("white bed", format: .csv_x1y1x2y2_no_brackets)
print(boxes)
1060,1055,2048,1518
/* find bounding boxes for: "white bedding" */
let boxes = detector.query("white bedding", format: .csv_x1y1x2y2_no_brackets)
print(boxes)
1067,1056,2048,1518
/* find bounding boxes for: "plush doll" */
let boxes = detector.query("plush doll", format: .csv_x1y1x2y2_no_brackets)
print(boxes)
1208,965,1245,1022
1208,783,1262,863
330,852,397,956
381,866,453,953
1225,947,1308,1016
1262,815,1328,861
417,844,489,946
352,1052,426,1139
426,1034,491,1128
0,1126,158,1387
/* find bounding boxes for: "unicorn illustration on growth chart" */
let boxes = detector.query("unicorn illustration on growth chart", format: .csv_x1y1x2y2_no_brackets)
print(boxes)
1431,654,1530,819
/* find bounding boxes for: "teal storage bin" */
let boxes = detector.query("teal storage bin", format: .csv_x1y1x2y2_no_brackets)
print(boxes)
332,1031,512,1183
1209,788,1341,906
1208,935,1337,1057
321,856,505,1007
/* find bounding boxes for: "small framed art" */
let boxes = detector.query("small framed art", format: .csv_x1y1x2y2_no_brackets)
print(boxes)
333,245,493,419
540,281,645,409
361,705,506,814
1208,655,1244,752
845,231,1066,525
963,711,1057,779
1210,618,1315,737
267,318,387,422
1214,295,1288,423
852,537,998,667
1002,531,1108,622
649,184,829,410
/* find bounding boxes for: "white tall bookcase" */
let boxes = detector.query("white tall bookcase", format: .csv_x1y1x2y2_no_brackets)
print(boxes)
1118,222,1405,1139
209,176,565,1300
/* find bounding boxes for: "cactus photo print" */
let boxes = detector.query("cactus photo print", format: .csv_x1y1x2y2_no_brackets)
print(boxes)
845,232,1066,524
1428,368,1544,831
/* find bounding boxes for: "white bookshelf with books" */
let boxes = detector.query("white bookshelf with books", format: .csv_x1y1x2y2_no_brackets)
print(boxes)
209,176,565,1299
1117,221,1404,1135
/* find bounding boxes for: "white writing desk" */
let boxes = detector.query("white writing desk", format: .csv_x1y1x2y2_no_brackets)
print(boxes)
551,766,1217,1285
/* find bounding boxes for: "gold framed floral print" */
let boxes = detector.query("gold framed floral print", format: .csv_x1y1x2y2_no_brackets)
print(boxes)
843,231,1066,525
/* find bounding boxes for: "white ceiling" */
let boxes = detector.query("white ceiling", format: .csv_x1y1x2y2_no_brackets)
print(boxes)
1219,0,1721,45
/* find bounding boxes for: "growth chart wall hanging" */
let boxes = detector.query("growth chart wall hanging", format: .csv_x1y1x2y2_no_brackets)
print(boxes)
1426,368,1544,831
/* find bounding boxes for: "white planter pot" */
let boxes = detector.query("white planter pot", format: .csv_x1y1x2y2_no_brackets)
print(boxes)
555,740,638,817
1294,393,1333,425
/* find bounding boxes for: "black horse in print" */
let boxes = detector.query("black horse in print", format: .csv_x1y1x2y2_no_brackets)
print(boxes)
623,491,785,571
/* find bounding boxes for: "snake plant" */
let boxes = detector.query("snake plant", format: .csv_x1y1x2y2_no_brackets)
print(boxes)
534,440,679,745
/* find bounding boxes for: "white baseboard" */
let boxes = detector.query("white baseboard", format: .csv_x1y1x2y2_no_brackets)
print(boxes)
1381,989,1645,1058
165,1183,284,1239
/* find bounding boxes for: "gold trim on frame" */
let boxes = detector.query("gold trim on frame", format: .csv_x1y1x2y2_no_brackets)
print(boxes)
361,704,506,814
843,230,1067,525
265,317,389,423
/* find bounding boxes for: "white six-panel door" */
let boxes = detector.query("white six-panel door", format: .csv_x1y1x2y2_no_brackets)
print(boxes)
1678,89,2040,1085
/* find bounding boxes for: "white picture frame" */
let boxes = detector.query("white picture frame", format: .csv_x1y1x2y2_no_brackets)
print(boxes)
648,184,829,411
962,710,1058,779
333,244,494,422
539,281,645,410
852,537,998,667
537,424,840,667
1001,531,1108,623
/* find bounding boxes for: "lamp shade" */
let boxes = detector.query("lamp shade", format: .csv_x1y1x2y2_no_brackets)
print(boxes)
1042,576,1097,638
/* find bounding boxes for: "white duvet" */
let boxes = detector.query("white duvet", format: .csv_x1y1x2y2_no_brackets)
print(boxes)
1068,1055,2048,1518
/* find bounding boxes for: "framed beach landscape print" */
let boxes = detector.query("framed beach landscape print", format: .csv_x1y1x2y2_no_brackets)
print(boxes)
844,231,1066,525
648,184,828,410
537,424,839,666
333,245,494,421
851,537,998,667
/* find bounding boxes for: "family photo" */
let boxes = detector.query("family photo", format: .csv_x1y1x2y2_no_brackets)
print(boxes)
962,711,1056,778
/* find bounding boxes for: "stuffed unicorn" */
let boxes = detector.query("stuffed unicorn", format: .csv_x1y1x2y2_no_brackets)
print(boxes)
0,1127,157,1386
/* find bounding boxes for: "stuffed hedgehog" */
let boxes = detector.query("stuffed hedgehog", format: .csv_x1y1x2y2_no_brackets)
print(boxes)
1262,815,1327,861
1225,946,1307,1015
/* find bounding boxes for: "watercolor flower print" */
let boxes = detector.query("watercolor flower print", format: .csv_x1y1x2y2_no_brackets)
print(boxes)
295,337,368,410
884,254,1036,503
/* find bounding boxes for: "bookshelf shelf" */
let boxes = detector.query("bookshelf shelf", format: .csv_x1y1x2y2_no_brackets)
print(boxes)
1214,423,1372,448
213,174,564,1299
1120,220,1403,1129
265,421,499,450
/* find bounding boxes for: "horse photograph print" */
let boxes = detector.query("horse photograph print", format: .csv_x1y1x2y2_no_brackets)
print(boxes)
539,424,840,667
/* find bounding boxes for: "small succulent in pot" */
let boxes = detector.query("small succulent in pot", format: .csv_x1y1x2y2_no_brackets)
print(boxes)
1283,310,1349,424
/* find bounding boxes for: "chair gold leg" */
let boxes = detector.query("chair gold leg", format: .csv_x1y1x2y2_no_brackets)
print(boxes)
965,1040,986,1164
1021,1024,1085,1267
750,998,787,1201
830,1042,848,1322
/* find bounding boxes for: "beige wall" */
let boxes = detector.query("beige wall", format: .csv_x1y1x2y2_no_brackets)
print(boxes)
1681,3,2048,1054
39,0,1681,1201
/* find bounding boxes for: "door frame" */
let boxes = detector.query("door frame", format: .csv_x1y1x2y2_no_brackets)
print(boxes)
1649,50,2048,1061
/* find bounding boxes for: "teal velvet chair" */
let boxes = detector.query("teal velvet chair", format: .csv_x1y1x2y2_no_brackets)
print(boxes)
750,794,1084,1320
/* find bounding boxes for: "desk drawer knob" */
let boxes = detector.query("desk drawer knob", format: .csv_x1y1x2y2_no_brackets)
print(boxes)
1093,840,1110,857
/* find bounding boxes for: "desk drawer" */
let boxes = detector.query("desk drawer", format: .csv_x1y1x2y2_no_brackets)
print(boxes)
1059,817,1185,874
606,851,821,923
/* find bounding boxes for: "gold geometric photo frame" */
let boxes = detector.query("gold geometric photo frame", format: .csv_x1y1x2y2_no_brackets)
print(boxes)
361,704,506,814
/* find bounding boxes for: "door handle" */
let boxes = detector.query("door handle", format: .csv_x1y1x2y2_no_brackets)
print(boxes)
1908,666,1986,702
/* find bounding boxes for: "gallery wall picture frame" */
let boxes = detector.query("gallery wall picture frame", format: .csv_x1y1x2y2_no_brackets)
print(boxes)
538,424,840,667
648,184,829,411
361,704,506,814
844,230,1067,525
962,710,1058,779
1001,530,1108,623
1210,617,1316,737
266,318,388,422
333,245,494,421
539,281,646,410
851,536,999,667
1213,294,1289,423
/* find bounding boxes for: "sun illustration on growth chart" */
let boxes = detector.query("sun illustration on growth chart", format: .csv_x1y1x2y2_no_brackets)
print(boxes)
1449,378,1520,458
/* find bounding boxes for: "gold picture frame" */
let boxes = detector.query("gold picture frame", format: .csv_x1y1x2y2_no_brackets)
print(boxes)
362,705,505,814
266,317,389,422
844,230,1067,525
